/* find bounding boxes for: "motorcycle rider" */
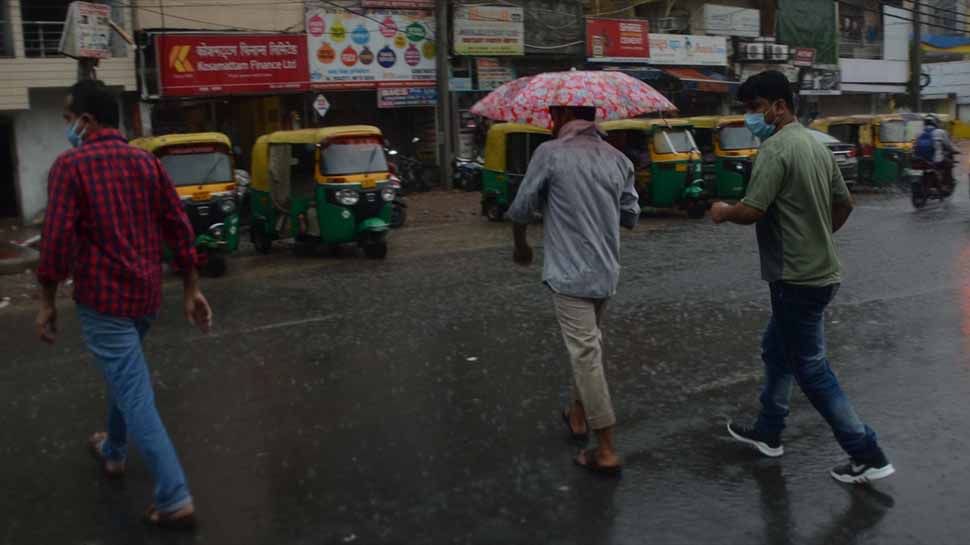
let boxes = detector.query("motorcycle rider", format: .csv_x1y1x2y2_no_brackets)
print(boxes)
915,115,956,189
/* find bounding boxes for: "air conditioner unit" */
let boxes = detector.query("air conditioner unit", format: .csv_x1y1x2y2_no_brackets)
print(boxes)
736,42,765,61
654,17,688,33
766,44,789,61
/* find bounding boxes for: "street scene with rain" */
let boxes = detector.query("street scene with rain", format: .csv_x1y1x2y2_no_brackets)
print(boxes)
2,1,970,544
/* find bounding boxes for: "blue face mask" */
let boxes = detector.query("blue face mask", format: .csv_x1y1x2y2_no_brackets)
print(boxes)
744,112,775,141
65,120,86,148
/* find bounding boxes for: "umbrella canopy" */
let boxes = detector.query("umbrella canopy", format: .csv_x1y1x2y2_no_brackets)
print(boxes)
470,70,677,129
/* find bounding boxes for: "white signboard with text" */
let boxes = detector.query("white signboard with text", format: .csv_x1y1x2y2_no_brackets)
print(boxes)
58,1,112,59
454,5,524,56
648,34,727,66
699,5,760,38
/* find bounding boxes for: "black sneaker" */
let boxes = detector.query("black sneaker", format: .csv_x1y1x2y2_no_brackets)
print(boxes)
727,422,784,458
830,455,895,484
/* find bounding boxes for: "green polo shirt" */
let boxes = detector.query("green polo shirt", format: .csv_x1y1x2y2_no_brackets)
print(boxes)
741,122,851,287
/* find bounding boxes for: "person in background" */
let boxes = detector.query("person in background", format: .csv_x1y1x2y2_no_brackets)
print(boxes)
36,80,212,528
508,105,639,476
710,70,894,484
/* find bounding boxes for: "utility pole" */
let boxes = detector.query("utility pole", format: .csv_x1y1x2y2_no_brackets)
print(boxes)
435,0,454,188
910,0,922,112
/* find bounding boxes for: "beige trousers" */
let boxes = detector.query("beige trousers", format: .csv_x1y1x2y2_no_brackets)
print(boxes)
552,293,615,430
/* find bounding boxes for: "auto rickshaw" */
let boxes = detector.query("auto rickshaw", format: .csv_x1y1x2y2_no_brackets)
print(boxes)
248,126,394,258
870,113,926,186
691,115,760,199
686,116,718,195
480,123,553,221
810,115,874,182
600,118,707,218
130,132,240,277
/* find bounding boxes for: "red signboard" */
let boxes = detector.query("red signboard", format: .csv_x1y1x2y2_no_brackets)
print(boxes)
157,34,309,97
793,47,817,67
586,18,650,63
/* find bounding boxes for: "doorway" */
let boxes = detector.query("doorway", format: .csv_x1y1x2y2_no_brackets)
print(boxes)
0,119,19,218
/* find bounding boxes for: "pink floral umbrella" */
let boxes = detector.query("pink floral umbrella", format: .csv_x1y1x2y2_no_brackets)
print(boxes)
470,70,677,129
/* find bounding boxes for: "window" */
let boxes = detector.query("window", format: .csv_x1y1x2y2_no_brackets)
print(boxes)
505,133,552,175
838,0,883,59
606,129,649,169
320,137,388,175
653,128,696,154
827,124,857,144
159,149,233,186
719,126,760,150
879,120,925,143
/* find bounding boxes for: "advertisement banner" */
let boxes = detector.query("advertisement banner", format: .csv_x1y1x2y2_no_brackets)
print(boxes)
777,0,837,65
700,5,759,38
586,18,649,63
647,34,727,66
306,8,435,89
377,87,437,108
793,47,816,67
58,1,112,59
454,5,524,56
157,34,309,97
799,65,842,95
476,57,516,90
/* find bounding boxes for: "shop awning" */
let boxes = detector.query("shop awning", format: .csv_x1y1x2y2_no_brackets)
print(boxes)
662,68,738,93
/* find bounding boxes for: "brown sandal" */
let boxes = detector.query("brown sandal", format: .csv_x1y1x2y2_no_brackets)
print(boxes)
143,503,197,530
87,432,125,478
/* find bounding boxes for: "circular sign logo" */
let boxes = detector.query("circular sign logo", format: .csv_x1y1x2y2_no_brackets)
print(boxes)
405,22,426,42
352,24,369,45
377,45,396,68
393,34,407,49
316,43,335,64
330,21,346,42
404,43,420,66
359,46,374,65
341,46,358,67
380,17,397,39
422,40,435,60
308,15,325,37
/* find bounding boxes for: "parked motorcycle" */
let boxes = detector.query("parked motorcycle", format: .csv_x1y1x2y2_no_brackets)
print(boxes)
453,155,484,191
388,170,408,228
908,153,958,209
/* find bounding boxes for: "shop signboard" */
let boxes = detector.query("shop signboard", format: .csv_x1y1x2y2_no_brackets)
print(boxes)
306,8,435,89
58,1,112,59
476,57,516,90
586,18,649,63
740,63,800,83
156,34,309,97
362,0,433,7
793,47,816,67
377,87,437,108
647,34,727,66
699,5,760,38
799,64,842,95
454,5,524,56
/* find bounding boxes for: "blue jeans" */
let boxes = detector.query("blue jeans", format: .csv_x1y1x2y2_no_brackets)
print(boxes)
753,283,885,462
77,305,192,513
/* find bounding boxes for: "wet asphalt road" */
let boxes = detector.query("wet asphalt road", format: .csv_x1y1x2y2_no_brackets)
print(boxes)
2,180,970,545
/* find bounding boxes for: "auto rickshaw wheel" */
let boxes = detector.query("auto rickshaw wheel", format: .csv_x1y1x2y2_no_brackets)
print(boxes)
202,255,227,277
686,201,707,219
391,202,407,228
485,202,504,222
252,224,272,254
364,242,388,259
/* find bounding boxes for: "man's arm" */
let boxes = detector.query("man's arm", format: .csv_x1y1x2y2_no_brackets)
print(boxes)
711,146,782,226
711,201,765,225
829,153,853,233
619,160,640,230
155,159,212,332
36,156,79,343
507,146,550,265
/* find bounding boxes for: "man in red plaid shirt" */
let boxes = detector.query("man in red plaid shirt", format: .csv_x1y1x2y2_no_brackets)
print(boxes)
35,80,211,529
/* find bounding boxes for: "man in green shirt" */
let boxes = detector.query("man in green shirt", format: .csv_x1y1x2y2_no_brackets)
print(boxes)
711,70,894,484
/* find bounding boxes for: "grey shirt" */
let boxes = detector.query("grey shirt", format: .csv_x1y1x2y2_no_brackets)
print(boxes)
507,120,639,299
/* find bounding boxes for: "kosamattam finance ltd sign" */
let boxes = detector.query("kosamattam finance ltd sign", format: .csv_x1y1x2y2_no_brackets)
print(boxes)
157,34,309,96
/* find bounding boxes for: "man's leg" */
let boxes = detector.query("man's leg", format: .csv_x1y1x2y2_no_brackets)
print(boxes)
553,294,619,468
77,306,193,512
773,285,891,480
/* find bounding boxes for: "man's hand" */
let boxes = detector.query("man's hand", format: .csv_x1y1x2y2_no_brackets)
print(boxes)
513,243,534,266
36,302,57,344
184,289,213,334
710,202,732,224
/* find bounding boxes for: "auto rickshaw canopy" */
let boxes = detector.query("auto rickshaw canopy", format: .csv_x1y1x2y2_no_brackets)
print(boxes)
130,132,232,153
483,123,552,172
686,116,718,130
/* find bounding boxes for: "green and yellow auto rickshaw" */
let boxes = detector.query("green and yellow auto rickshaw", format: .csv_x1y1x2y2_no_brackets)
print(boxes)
687,115,719,195
130,132,240,277
600,118,707,218
811,115,874,182
480,123,553,221
709,116,759,199
248,125,395,258
870,113,926,186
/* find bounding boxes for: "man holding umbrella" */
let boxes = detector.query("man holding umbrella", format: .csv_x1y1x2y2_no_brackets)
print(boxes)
506,105,639,475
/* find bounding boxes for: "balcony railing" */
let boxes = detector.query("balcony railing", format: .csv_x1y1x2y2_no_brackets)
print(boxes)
23,21,65,58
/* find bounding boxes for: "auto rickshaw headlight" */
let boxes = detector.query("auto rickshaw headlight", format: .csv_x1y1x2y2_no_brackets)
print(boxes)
219,198,237,214
336,189,360,206
208,224,225,239
381,187,396,202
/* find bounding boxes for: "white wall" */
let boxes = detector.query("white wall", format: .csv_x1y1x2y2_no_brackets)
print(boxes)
133,0,303,32
924,61,970,103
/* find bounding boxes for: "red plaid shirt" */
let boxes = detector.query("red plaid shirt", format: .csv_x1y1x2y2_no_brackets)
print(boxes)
37,129,197,318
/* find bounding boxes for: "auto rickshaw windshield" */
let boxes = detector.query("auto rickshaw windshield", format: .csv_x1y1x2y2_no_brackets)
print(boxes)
879,119,924,143
654,128,696,154
719,125,760,150
321,137,388,175
159,147,233,186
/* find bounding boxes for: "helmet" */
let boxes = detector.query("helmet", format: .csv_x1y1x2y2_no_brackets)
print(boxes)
925,114,939,128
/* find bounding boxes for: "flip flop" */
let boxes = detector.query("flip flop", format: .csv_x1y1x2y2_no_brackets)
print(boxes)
87,432,125,478
574,448,622,477
561,409,589,443
143,504,197,530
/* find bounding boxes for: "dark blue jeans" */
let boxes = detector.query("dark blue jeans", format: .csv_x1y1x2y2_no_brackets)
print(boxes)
754,283,884,462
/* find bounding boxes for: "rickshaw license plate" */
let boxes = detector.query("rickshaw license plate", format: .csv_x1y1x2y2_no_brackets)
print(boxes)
675,164,688,172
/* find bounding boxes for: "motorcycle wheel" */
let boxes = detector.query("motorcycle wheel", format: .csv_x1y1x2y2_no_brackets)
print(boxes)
911,183,929,209
485,202,504,222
